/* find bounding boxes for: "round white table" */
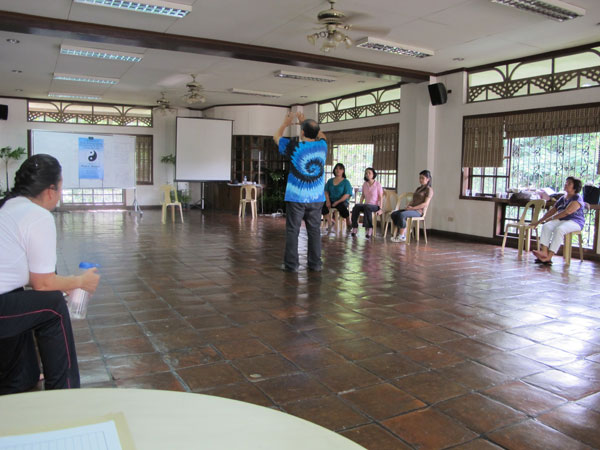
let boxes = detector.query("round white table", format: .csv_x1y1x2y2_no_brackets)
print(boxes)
0,388,365,449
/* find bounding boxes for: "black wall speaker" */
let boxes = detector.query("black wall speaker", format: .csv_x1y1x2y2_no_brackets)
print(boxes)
0,105,7,120
428,83,447,106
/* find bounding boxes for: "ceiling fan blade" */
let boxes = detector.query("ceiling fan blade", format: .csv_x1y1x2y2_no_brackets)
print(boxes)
348,24,390,35
343,11,371,22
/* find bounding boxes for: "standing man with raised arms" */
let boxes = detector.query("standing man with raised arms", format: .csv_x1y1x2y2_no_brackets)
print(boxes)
274,111,327,272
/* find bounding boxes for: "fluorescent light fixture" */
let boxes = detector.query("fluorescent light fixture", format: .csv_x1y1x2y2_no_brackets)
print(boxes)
48,92,102,100
274,70,337,83
490,0,585,21
229,88,282,98
73,0,191,18
355,37,434,58
54,73,119,85
60,44,144,62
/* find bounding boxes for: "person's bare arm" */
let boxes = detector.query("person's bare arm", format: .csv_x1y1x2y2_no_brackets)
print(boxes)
332,194,350,207
531,206,558,227
552,201,582,220
407,195,432,211
29,268,100,293
273,112,294,146
317,130,326,140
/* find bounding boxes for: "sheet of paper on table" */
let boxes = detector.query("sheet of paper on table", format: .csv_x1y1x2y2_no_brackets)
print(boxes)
0,420,123,450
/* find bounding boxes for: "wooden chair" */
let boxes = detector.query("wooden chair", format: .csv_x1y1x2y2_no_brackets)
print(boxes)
563,230,584,265
501,199,546,256
160,185,184,224
238,184,257,218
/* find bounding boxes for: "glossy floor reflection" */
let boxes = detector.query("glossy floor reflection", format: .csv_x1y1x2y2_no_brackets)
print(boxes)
59,210,600,449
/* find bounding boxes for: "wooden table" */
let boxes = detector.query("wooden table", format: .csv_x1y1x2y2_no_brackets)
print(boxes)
0,389,364,449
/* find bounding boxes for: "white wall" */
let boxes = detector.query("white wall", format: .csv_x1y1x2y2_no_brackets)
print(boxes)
429,72,600,237
0,97,202,206
202,105,289,136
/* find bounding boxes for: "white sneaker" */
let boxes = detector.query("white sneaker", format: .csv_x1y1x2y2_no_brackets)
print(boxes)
391,235,406,242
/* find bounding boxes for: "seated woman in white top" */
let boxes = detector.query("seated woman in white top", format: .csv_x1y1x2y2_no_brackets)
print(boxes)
531,176,586,265
0,154,100,394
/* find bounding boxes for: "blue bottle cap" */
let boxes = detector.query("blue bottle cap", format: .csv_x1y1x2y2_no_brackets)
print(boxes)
79,262,100,269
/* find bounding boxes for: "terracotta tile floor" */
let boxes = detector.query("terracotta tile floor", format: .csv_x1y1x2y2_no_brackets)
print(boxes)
56,210,600,449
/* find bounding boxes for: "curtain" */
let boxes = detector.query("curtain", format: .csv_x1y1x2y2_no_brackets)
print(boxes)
462,116,505,168
505,105,600,138
325,124,398,171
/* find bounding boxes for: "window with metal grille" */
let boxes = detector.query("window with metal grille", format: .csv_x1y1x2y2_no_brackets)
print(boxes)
465,132,600,248
324,124,398,204
467,45,600,103
61,188,124,206
318,86,400,124
136,135,153,185
28,100,152,127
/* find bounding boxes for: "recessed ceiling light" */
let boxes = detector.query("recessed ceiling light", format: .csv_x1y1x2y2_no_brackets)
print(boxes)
229,88,282,98
453,57,465,61
73,0,192,18
48,92,102,100
60,44,144,62
490,0,585,21
274,70,336,83
355,37,434,58
53,73,119,85
12,69,22,73
6,38,20,44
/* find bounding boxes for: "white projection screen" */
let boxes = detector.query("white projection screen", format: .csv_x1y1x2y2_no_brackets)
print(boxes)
175,117,233,181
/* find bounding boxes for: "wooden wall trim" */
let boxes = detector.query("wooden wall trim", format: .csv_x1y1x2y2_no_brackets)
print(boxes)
0,11,431,83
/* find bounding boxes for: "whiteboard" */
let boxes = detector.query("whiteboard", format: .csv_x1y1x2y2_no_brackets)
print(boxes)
176,118,232,181
31,131,136,189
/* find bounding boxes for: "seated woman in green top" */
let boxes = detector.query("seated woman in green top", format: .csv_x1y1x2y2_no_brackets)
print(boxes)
322,163,353,233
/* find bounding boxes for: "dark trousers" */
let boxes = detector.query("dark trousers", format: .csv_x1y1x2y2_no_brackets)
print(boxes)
351,204,380,229
322,202,350,219
285,201,323,271
391,209,422,229
0,289,79,394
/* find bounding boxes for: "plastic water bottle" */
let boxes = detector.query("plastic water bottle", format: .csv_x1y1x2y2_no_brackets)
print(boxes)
68,262,100,320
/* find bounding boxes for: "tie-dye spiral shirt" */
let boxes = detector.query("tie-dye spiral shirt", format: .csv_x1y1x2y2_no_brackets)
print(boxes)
278,137,327,203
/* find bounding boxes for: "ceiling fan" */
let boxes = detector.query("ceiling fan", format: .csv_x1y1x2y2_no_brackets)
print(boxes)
307,0,389,52
153,92,175,114
182,74,206,104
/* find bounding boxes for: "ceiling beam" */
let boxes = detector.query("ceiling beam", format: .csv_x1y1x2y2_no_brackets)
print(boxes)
0,11,431,83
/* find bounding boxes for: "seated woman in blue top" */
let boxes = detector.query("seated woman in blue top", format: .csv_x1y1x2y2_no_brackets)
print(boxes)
322,163,353,233
531,176,586,265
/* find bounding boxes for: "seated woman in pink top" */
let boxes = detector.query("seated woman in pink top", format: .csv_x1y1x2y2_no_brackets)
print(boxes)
351,168,383,238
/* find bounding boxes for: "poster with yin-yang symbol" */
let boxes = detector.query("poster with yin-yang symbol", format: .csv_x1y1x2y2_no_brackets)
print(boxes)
78,137,104,180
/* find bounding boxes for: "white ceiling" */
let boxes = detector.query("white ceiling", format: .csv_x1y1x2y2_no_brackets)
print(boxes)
0,0,598,108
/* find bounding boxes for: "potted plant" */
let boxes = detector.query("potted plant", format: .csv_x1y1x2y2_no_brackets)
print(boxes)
265,169,286,213
160,154,176,184
1,146,27,195
177,189,192,209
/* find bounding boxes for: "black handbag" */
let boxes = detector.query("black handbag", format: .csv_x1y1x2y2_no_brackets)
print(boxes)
583,185,600,204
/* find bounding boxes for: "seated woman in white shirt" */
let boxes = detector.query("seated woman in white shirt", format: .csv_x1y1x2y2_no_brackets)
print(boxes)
531,176,586,265
0,154,100,394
